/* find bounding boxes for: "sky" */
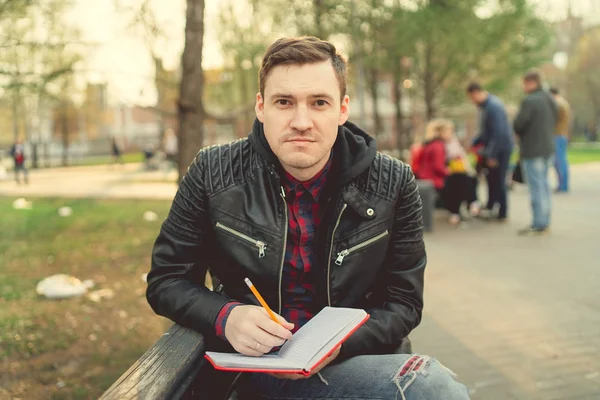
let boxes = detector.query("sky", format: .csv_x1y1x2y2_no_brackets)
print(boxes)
67,0,599,107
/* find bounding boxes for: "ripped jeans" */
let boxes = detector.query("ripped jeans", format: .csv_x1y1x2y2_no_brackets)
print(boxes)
237,354,470,399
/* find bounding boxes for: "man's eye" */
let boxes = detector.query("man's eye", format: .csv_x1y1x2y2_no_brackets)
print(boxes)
315,100,328,107
276,99,290,106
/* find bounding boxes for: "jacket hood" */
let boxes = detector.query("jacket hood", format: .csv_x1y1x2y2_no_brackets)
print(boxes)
248,118,377,185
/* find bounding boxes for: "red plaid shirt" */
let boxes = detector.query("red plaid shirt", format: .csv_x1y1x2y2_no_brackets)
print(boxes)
214,158,331,340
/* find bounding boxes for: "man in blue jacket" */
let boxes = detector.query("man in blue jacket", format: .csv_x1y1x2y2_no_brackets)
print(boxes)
466,82,514,221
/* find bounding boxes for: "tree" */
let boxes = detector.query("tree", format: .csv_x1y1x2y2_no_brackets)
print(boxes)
216,0,268,128
0,0,85,166
568,26,600,134
119,0,180,142
177,0,205,182
411,0,551,120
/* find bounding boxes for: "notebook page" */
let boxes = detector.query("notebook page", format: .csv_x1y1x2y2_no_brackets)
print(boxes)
277,307,367,366
204,351,299,370
303,313,366,370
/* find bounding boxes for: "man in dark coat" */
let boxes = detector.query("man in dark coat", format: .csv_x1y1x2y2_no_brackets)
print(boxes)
513,69,557,235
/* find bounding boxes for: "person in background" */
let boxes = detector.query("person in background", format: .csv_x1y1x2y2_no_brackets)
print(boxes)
417,120,478,225
466,82,514,222
513,69,557,236
10,137,28,185
550,87,571,193
415,120,449,193
441,120,480,222
111,136,124,165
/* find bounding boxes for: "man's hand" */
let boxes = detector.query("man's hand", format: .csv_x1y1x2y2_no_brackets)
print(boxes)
486,158,499,168
225,305,293,356
268,345,341,380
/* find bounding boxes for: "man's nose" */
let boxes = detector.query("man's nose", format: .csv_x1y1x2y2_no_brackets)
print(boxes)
289,104,314,132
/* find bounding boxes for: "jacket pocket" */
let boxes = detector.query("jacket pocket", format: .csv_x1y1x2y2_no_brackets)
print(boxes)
215,222,267,258
335,230,389,266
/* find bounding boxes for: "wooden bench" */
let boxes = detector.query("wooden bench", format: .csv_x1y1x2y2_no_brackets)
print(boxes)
99,323,206,400
101,324,412,399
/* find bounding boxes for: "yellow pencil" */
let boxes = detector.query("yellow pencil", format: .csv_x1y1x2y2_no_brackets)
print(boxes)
244,277,282,326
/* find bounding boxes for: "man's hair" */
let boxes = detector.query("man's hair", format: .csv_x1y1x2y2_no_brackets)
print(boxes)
259,36,348,100
523,68,543,86
550,87,559,95
466,82,483,93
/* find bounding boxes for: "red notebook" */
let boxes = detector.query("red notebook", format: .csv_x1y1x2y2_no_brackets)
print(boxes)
204,306,369,375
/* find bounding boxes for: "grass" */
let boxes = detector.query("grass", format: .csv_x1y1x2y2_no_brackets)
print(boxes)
568,146,600,165
0,197,174,399
76,152,144,167
499,146,600,166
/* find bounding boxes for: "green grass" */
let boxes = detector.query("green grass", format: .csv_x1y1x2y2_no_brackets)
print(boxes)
75,152,144,166
484,146,600,166
0,197,173,399
568,147,600,165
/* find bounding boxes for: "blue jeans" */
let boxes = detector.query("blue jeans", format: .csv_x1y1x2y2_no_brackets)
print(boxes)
554,136,569,192
237,354,470,399
521,156,553,230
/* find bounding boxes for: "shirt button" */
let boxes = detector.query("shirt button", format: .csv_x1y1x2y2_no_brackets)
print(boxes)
366,208,375,216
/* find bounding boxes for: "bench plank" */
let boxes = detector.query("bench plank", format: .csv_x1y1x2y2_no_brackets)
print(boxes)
99,324,206,400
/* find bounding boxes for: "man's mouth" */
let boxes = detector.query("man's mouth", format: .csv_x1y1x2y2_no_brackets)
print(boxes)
287,138,314,143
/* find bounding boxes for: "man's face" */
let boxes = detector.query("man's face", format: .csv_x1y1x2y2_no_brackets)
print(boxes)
467,91,482,105
523,79,537,94
255,61,350,178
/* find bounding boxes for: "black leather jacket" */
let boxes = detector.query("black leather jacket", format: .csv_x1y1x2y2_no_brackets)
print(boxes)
147,119,426,362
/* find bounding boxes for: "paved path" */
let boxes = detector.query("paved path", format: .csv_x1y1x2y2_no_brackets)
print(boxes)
413,163,600,399
2,162,600,399
0,163,178,200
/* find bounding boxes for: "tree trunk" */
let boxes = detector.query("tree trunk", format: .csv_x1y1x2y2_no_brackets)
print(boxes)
392,67,404,152
368,67,382,137
61,100,69,166
423,42,436,121
239,65,252,131
154,56,166,142
12,93,20,141
177,0,205,183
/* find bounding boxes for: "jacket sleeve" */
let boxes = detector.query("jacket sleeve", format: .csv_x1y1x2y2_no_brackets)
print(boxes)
146,150,232,334
513,97,533,136
483,107,502,159
338,166,425,361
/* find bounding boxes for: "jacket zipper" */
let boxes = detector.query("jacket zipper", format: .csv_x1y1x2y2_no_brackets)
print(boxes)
215,222,266,258
335,230,389,266
278,186,288,314
327,203,347,306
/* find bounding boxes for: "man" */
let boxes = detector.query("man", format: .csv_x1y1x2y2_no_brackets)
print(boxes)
550,87,571,193
513,69,557,235
466,82,514,221
10,137,28,185
147,37,469,399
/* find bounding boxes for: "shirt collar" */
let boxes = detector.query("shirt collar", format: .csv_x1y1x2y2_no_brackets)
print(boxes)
283,154,332,202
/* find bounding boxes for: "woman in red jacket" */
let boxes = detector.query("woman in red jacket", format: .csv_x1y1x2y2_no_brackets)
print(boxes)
414,120,479,225
415,121,449,191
